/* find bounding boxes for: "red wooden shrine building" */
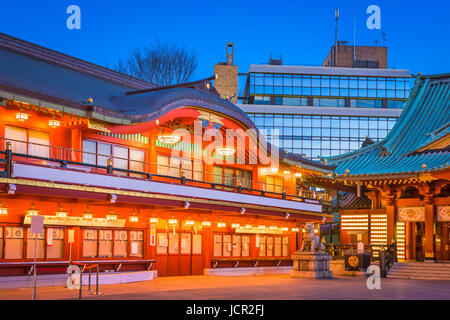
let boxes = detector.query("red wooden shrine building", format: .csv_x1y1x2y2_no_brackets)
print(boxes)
0,33,334,277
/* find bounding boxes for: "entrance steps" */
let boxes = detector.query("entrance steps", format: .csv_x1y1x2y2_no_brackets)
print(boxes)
387,261,450,281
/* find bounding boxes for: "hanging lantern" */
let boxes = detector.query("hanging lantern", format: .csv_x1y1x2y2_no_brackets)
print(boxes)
0,201,8,216
215,147,236,156
16,112,29,121
48,119,61,128
55,206,67,218
26,203,40,216
107,214,118,221
83,206,93,220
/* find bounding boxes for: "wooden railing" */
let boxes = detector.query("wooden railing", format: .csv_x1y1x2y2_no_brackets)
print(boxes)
0,138,332,205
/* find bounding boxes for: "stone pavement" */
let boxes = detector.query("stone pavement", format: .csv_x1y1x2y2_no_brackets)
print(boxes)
0,275,448,300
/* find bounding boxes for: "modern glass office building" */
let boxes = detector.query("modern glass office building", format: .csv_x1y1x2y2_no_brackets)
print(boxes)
239,64,411,160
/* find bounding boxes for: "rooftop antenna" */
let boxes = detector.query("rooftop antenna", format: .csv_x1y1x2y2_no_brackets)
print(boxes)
335,8,339,66
382,31,387,47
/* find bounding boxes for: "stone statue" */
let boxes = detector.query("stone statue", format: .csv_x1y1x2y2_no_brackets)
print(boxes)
300,223,324,252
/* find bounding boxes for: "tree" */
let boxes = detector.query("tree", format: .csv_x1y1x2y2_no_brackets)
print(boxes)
116,40,198,86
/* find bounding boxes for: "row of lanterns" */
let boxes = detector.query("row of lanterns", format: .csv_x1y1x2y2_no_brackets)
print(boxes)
0,202,312,233
15,111,62,128
0,202,303,232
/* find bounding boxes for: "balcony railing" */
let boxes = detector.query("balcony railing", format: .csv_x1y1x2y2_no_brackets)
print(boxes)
0,138,332,205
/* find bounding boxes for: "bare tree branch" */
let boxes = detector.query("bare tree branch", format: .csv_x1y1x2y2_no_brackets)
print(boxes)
115,40,198,86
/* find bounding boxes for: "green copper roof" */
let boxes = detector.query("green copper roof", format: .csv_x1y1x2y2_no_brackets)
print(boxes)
326,74,450,177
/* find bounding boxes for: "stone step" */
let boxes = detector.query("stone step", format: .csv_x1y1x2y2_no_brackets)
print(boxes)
388,270,450,277
391,264,450,270
392,264,450,270
390,265,450,272
393,262,450,267
387,274,450,281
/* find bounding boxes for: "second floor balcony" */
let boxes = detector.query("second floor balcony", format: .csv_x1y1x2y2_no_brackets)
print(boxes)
0,138,332,217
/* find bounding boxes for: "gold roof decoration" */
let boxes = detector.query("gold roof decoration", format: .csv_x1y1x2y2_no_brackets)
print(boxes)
87,119,110,133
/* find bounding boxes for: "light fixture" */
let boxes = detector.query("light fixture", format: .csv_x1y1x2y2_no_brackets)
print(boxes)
107,214,118,221
281,227,288,231
158,133,181,145
106,210,118,221
314,229,319,234
292,228,300,232
269,226,278,230
215,147,236,156
232,223,240,228
202,221,211,227
294,172,302,178
245,224,253,229
285,212,290,219
55,204,67,218
217,222,226,228
16,112,29,121
184,201,190,210
48,119,61,128
185,220,195,226
283,170,291,175
150,217,158,223
0,201,8,216
258,225,266,230
240,207,246,215
82,205,93,220
26,203,40,216
168,219,178,225
270,167,279,173
129,216,139,222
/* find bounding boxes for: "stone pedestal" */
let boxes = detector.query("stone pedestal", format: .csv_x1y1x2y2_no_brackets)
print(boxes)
290,251,333,279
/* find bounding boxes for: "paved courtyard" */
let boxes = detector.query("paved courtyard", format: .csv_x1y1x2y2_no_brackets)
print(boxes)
0,275,448,300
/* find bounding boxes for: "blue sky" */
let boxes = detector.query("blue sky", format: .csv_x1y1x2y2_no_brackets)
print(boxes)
1,0,449,81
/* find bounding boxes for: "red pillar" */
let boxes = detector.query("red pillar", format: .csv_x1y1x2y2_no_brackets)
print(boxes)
70,128,82,162
424,203,435,260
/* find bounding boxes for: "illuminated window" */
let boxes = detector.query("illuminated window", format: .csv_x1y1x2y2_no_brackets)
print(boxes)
26,228,45,259
82,229,98,258
4,125,49,158
4,227,24,259
46,228,65,259
130,231,144,257
114,230,128,257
